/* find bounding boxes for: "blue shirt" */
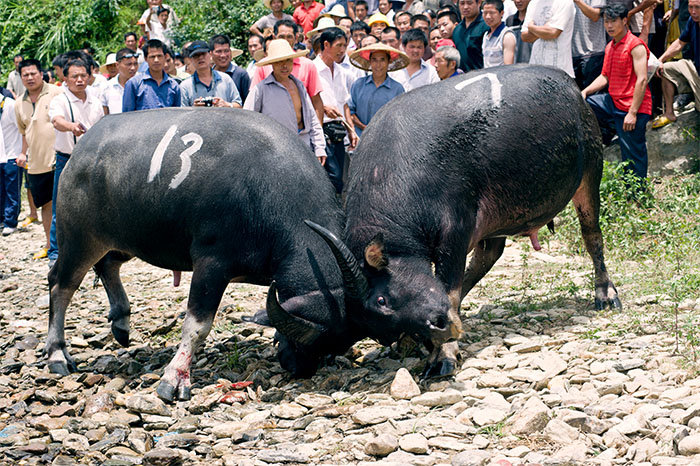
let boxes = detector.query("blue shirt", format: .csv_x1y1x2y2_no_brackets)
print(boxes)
348,75,404,136
180,70,242,107
679,17,700,75
221,63,251,103
122,69,181,112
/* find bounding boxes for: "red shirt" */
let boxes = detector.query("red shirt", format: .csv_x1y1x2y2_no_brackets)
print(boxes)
601,31,652,115
293,1,324,34
250,56,322,98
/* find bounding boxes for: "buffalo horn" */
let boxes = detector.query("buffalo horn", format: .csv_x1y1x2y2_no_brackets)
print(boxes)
266,281,323,346
304,220,369,301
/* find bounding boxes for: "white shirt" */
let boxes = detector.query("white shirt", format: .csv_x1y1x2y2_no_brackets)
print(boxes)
48,87,105,154
101,75,127,114
313,56,350,124
523,0,576,77
339,54,366,92
0,97,22,163
390,60,440,92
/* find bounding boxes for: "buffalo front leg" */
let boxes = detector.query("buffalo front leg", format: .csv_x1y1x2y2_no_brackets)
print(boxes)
460,237,506,302
572,174,621,310
156,262,229,402
93,251,134,347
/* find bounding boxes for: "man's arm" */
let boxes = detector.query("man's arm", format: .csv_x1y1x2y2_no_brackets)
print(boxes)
343,103,358,149
503,32,517,65
52,115,85,137
627,0,657,18
526,22,564,40
573,0,601,21
16,135,28,168
311,93,324,126
623,44,649,131
348,1,356,20
581,73,609,99
122,80,137,112
657,38,685,63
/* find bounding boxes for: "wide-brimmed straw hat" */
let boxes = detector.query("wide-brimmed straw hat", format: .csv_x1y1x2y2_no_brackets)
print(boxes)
306,17,348,39
349,43,409,71
367,12,390,27
263,0,291,9
256,39,308,67
321,4,346,19
99,53,117,73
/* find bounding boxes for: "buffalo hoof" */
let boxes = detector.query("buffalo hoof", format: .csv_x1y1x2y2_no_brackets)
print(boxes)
156,380,192,402
595,296,622,310
48,361,72,376
178,385,191,400
422,357,458,379
111,326,130,347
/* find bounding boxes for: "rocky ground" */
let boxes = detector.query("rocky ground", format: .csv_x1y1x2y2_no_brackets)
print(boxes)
1,212,700,466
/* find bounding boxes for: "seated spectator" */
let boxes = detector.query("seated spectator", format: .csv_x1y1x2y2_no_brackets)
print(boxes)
138,0,179,41
396,11,414,33
581,4,652,181
247,34,266,76
210,34,251,102
355,0,370,21
368,13,392,35
434,44,462,78
244,39,327,164
294,0,326,34
392,28,440,90
251,0,294,36
437,9,460,39
101,48,139,114
122,39,181,111
348,42,408,135
453,0,490,71
0,94,22,236
521,0,576,77
381,26,402,48
506,0,533,63
350,20,371,48
180,41,242,108
481,0,516,67
378,0,397,23
652,0,699,128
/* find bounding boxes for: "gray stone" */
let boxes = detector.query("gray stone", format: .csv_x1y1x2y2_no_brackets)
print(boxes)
678,434,700,456
628,438,659,462
411,388,462,407
294,393,333,409
390,368,421,400
399,433,428,454
272,402,308,420
451,449,492,466
352,405,407,425
156,433,199,450
544,419,579,444
257,448,309,463
476,370,512,388
613,358,645,372
365,434,399,457
143,448,182,465
471,407,507,426
427,436,469,451
212,421,247,439
506,396,551,435
125,394,170,416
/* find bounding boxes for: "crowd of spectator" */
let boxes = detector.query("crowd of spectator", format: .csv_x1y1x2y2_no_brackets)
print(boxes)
0,0,699,268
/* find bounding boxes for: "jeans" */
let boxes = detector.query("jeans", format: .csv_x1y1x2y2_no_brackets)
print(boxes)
0,160,20,228
586,93,651,179
324,140,346,194
48,152,70,261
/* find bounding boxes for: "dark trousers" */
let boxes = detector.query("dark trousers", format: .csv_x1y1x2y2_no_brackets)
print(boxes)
586,93,651,179
0,160,20,228
49,152,70,261
573,53,605,90
324,140,345,194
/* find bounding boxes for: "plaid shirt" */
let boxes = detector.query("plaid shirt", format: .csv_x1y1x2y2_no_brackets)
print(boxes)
601,31,651,115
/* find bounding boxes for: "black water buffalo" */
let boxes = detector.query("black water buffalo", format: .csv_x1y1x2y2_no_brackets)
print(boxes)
46,108,361,401
311,65,621,376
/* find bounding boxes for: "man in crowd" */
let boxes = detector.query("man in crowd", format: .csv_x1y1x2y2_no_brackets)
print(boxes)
506,0,533,63
355,0,370,21
652,0,700,128
380,27,402,49
244,39,327,164
453,0,490,71
123,39,182,111
247,34,265,76
101,48,139,114
437,10,459,40
294,0,326,34
15,59,62,260
521,0,576,77
251,0,294,36
180,41,242,107
313,27,359,193
47,59,105,266
392,29,440,90
582,4,652,182
348,42,407,136
572,0,607,89
7,55,26,98
396,11,413,34
164,47,191,83
350,21,371,48
210,34,250,102
124,32,145,64
0,93,22,236
481,0,517,67
435,45,462,79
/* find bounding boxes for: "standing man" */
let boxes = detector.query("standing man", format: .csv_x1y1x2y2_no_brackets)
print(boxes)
581,4,652,181
434,45,462,79
210,35,251,102
453,0,490,71
122,39,181,111
7,55,26,99
0,94,22,236
14,59,62,260
506,0,533,63
124,32,145,64
392,29,440,90
380,27,402,48
294,0,326,35
313,27,359,193
521,0,576,77
101,48,139,115
437,10,459,40
47,59,105,266
481,0,517,67
247,34,265,77
251,0,294,36
180,41,242,107
572,0,607,89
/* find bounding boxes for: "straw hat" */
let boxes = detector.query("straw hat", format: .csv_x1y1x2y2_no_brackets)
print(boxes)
263,0,291,9
321,4,347,19
306,16,348,39
256,39,308,67
100,53,117,73
349,43,409,71
367,12,391,27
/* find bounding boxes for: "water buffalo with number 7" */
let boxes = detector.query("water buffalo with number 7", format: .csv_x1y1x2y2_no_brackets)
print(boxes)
310,65,622,377
45,108,363,401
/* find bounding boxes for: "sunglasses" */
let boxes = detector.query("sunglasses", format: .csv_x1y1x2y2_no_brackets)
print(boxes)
119,53,139,59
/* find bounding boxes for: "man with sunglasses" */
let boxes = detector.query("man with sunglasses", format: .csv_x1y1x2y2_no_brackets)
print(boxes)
101,49,139,115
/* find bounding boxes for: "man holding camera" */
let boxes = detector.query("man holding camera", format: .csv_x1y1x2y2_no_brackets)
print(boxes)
180,41,242,108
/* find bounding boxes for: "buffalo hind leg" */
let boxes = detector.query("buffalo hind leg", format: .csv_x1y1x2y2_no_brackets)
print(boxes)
47,245,107,375
572,175,622,309
156,260,229,402
94,251,134,347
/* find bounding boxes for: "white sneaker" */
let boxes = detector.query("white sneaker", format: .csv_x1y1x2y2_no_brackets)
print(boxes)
2,227,16,236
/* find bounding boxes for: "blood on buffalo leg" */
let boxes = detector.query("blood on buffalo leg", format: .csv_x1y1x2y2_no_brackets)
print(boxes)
156,260,229,402
47,242,107,376
93,251,134,347
572,166,622,310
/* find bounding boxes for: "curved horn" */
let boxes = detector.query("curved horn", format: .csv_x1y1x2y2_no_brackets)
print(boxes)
266,281,323,346
304,220,369,301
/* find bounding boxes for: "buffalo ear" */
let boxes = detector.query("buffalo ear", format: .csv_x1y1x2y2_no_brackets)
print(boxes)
364,233,388,270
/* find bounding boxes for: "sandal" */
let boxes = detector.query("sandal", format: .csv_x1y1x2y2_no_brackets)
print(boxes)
651,115,675,129
32,248,48,260
19,216,38,229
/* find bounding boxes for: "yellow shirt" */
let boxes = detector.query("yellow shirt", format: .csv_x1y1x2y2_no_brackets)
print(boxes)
14,82,62,174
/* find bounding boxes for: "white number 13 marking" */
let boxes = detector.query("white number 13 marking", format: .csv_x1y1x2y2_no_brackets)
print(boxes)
147,124,203,190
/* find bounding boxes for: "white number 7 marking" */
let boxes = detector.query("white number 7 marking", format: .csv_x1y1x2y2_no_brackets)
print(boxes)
148,125,203,189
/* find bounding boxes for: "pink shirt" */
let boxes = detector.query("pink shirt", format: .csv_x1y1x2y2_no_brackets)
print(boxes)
250,56,322,98
293,1,325,34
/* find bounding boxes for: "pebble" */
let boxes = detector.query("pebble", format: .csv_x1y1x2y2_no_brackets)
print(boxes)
365,434,398,456
272,402,308,420
125,394,170,416
678,434,700,455
506,396,551,435
352,405,407,425
411,389,462,407
399,433,428,454
390,368,421,399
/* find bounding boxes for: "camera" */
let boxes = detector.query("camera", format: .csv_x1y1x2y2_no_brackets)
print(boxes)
201,96,215,107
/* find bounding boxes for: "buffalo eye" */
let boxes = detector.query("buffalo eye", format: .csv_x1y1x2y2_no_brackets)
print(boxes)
377,296,387,306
